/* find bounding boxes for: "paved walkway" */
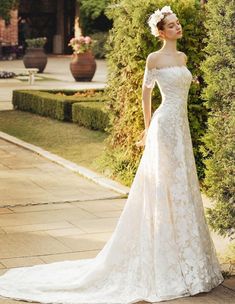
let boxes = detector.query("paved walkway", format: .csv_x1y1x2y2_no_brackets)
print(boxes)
0,57,234,303
0,139,234,304
0,139,122,207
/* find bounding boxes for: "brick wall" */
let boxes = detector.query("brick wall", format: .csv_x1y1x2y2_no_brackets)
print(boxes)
0,10,18,44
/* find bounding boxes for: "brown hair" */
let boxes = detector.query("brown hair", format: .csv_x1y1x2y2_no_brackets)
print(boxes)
157,12,172,40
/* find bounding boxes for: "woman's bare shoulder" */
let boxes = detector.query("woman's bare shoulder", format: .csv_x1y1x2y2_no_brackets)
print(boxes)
177,51,188,63
145,52,162,70
145,51,188,69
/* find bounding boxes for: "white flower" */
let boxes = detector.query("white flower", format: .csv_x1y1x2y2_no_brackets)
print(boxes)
161,5,173,14
147,5,173,37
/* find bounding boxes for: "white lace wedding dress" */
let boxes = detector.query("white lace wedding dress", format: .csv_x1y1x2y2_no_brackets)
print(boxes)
0,65,224,304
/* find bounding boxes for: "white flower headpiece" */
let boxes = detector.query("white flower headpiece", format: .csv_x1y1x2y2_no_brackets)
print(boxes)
147,5,174,37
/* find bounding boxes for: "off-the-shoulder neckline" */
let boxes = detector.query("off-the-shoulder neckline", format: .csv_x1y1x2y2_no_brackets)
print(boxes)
148,65,188,72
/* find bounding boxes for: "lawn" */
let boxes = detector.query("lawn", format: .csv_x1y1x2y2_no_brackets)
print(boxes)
0,110,108,172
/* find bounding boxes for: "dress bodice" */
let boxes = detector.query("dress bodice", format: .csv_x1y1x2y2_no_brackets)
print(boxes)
143,65,193,104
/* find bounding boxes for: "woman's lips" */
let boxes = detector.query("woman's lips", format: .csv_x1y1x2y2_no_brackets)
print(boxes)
177,30,182,34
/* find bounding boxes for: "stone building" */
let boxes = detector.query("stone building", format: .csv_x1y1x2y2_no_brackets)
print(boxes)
0,0,80,54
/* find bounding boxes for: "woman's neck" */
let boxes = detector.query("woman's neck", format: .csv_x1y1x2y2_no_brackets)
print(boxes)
158,39,178,54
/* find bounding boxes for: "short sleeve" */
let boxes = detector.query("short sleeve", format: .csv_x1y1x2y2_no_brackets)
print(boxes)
143,66,156,88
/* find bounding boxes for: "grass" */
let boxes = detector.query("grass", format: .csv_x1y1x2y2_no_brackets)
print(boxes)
0,110,108,172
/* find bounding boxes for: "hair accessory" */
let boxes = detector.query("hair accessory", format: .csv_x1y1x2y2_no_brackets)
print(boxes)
147,5,173,37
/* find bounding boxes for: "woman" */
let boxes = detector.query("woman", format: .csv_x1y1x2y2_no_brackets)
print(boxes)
0,5,224,304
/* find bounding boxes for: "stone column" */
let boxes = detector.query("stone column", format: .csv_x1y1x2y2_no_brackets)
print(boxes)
53,0,64,53
74,0,82,37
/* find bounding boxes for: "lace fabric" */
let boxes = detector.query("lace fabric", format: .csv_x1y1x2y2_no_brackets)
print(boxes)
143,66,157,88
0,65,224,304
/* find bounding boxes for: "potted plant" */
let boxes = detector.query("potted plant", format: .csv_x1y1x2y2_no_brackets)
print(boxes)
68,36,97,81
23,37,47,73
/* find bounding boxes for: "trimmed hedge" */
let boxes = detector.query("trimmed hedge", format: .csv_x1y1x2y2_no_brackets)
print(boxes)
72,102,110,131
42,89,105,97
12,89,107,122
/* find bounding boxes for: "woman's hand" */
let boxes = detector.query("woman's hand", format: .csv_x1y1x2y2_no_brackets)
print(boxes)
135,128,148,147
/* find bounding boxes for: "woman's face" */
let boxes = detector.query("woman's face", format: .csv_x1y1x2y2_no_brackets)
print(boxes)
159,13,182,40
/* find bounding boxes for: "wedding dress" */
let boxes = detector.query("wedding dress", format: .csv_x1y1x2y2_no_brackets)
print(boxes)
0,65,224,304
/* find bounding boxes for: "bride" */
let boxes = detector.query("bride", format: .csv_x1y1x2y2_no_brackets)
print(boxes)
0,5,224,304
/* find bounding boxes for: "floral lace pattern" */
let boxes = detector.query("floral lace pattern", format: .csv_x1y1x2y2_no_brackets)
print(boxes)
0,66,224,304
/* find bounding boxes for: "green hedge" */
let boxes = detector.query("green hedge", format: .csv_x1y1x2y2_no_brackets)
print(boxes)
199,0,235,239
12,90,78,121
12,89,107,122
90,32,109,59
72,101,110,131
42,89,105,97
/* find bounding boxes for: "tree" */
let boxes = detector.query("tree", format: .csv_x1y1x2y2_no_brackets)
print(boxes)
200,0,235,239
0,0,18,24
78,0,112,34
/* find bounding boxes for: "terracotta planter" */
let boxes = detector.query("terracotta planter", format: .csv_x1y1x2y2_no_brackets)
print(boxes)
70,51,96,81
23,47,47,73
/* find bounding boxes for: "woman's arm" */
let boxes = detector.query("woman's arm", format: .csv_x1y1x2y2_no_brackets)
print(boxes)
136,54,156,147
141,84,153,130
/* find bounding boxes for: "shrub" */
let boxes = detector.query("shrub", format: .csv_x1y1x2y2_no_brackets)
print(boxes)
25,37,47,48
12,89,107,122
90,31,109,58
44,89,105,98
102,0,207,186
72,101,110,131
200,0,235,239
12,90,78,121
79,0,113,35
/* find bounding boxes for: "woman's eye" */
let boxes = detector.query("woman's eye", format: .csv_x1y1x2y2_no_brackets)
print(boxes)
169,21,180,28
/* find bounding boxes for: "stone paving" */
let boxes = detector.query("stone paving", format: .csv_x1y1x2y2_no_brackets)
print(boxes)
0,139,121,207
0,57,234,303
0,139,234,304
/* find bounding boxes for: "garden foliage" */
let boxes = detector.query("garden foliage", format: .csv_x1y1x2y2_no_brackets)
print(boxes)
12,90,109,131
79,0,112,35
90,31,109,58
200,0,235,239
0,0,18,23
72,102,110,131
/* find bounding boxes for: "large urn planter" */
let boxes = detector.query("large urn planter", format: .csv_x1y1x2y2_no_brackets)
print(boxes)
70,51,96,81
23,47,48,73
